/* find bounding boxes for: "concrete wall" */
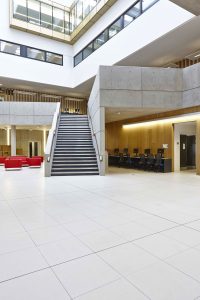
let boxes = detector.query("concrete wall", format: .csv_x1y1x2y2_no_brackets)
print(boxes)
89,63,200,174
88,73,105,175
183,63,200,107
99,66,183,109
0,102,57,125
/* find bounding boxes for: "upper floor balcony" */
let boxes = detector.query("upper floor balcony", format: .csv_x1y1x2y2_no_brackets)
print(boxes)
10,0,117,44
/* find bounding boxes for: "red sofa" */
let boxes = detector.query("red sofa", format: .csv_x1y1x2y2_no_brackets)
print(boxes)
7,156,29,166
5,159,22,170
0,157,6,165
27,157,41,168
32,156,43,163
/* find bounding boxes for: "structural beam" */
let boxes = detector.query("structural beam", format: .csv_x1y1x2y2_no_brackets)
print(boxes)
170,0,200,15
196,120,200,175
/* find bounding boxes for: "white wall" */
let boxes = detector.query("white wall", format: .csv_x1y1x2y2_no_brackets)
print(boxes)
72,0,193,87
174,122,196,171
0,0,194,88
0,0,73,87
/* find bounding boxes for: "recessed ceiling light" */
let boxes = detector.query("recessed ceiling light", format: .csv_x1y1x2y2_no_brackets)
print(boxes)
117,112,121,115
0,84,3,86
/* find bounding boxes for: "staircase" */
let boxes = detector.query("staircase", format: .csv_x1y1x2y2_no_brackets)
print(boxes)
51,114,99,176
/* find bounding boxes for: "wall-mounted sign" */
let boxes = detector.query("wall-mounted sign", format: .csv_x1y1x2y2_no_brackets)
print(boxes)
163,144,168,149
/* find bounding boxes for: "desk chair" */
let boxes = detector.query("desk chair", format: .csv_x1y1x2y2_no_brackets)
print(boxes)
138,154,146,170
146,154,155,171
154,153,164,172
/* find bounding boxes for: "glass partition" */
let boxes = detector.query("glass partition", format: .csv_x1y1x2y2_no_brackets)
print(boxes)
12,0,101,36
28,0,40,25
53,7,64,33
13,0,27,22
41,3,52,30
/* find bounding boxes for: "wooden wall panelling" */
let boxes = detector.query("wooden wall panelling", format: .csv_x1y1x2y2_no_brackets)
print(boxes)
106,121,174,158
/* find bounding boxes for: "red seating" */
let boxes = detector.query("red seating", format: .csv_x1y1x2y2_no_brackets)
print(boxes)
5,159,22,170
0,157,6,165
27,157,41,168
32,156,43,163
7,156,29,166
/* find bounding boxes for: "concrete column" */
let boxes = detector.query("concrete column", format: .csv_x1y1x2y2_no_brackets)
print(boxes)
11,125,16,156
196,120,200,175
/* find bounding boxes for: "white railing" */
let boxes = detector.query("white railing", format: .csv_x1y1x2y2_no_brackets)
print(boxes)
44,102,60,177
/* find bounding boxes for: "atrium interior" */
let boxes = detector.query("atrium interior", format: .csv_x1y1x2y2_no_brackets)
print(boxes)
0,0,200,299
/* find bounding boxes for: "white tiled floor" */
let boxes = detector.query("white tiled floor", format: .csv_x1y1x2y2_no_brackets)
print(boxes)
1,166,200,299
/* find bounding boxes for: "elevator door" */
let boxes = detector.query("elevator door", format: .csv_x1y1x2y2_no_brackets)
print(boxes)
29,142,39,157
180,135,196,169
180,135,187,168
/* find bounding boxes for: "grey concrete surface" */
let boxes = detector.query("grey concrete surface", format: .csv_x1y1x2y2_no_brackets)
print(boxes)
0,102,57,125
88,63,200,175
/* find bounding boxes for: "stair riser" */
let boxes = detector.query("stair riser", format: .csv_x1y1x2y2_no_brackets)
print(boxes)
52,114,98,176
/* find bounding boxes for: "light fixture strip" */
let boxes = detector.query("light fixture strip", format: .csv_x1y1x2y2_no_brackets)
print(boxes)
123,113,200,129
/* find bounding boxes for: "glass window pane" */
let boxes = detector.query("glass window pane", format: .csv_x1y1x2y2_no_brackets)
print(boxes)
83,0,90,18
83,43,93,59
124,14,134,27
1,41,20,55
74,52,83,66
13,0,27,22
76,1,83,27
65,11,70,34
108,17,123,39
41,3,52,30
27,47,45,61
70,7,75,32
90,0,98,10
53,7,64,33
93,30,108,50
27,0,40,25
126,2,141,19
142,0,155,11
46,52,63,65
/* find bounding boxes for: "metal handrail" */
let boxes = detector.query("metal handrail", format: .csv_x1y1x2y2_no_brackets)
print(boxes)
88,111,101,165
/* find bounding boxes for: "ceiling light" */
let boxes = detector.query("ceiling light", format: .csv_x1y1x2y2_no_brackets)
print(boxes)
117,112,121,115
194,54,200,58
123,113,200,129
0,83,3,86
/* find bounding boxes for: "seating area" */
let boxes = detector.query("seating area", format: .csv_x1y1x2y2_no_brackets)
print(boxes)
108,148,172,173
0,156,43,170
